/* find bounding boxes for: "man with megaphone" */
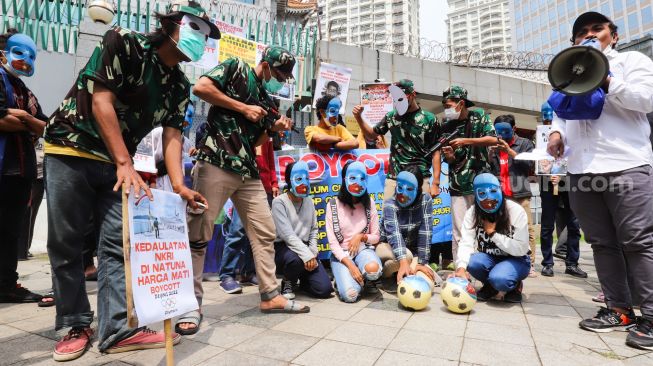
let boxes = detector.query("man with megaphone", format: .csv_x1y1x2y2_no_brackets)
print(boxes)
547,11,653,351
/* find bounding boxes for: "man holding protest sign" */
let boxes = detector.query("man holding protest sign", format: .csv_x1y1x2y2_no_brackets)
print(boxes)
353,79,441,200
43,1,214,360
187,44,309,331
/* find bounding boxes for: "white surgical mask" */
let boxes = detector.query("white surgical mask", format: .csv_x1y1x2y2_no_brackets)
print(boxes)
444,107,460,120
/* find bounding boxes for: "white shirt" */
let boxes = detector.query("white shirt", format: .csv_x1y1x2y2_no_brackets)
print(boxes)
150,127,193,192
551,48,653,174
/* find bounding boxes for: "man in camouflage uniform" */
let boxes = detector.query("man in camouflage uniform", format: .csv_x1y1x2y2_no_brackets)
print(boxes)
440,85,498,263
353,79,442,200
187,45,310,321
43,1,215,360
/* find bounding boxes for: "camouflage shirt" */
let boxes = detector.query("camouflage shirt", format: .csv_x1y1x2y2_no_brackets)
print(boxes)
196,58,273,178
45,27,190,161
447,109,496,196
373,108,440,179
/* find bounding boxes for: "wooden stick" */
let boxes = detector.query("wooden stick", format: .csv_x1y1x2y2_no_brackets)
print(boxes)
164,319,174,366
122,184,139,328
553,182,559,196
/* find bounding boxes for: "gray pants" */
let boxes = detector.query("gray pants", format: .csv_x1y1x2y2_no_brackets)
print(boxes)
569,165,653,319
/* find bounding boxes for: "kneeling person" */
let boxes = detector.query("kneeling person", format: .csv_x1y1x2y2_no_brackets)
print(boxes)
272,161,333,299
453,173,531,303
377,167,437,293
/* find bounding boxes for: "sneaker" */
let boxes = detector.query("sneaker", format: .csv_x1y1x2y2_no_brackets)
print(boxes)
626,318,653,350
240,273,259,286
579,306,636,333
429,263,440,272
565,264,588,278
381,276,398,294
219,277,242,294
364,280,380,295
53,327,93,361
528,266,538,278
592,292,605,303
541,265,554,277
476,284,499,302
281,280,295,300
504,282,523,303
105,328,181,354
0,284,42,303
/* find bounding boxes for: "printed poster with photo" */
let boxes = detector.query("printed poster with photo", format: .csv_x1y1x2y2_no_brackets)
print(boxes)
133,133,156,174
359,83,392,127
312,62,352,114
187,20,246,70
128,189,198,326
536,158,568,176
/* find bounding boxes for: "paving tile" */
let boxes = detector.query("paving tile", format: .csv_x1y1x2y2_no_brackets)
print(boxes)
0,323,29,341
233,329,318,361
186,320,265,348
460,338,540,366
522,293,569,306
118,339,224,366
467,308,528,327
374,350,457,366
531,328,609,351
387,329,462,360
522,302,581,318
198,301,252,321
325,321,399,349
536,344,625,366
402,313,467,337
197,349,287,366
7,313,58,340
227,307,294,328
365,296,404,312
622,354,653,366
0,333,52,365
465,321,535,347
0,303,52,324
322,294,375,308
349,308,411,328
468,300,524,313
526,314,586,334
292,339,383,366
272,314,343,337
307,302,363,320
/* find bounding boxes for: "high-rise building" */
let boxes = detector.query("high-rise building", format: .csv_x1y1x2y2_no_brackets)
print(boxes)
307,0,420,55
446,0,512,54
511,1,653,55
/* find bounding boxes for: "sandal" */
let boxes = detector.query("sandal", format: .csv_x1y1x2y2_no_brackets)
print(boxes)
174,310,202,336
260,300,310,314
38,291,56,307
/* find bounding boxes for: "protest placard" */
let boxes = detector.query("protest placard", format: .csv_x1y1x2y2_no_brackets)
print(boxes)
134,133,156,174
359,83,392,127
313,63,352,114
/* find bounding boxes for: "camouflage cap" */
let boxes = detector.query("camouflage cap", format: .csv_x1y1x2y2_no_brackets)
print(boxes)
164,0,221,39
442,85,475,107
394,79,415,94
262,45,296,81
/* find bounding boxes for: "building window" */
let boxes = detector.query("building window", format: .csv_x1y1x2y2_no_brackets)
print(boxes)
601,2,610,15
615,18,625,35
567,1,575,14
628,13,639,33
614,0,623,14
642,6,653,26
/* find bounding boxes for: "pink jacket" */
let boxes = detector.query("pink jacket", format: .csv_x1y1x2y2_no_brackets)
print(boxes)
326,198,380,262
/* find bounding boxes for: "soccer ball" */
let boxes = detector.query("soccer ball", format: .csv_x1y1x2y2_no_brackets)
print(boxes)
440,277,477,314
397,275,432,311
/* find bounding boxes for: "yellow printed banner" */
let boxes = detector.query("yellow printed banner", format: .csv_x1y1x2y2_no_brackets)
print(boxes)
218,34,258,68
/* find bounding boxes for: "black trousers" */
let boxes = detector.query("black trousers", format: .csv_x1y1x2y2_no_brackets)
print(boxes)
0,175,32,290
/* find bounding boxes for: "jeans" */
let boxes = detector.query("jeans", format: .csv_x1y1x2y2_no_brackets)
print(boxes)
467,252,530,292
0,175,32,290
17,178,44,260
45,155,135,352
219,208,255,281
540,189,581,267
274,242,332,298
330,247,382,303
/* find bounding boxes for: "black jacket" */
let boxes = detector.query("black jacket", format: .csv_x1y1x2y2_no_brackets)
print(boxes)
489,136,534,199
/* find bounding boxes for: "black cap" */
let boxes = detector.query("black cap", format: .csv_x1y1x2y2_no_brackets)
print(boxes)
572,12,612,40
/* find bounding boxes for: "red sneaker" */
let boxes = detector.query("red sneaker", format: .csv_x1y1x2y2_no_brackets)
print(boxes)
104,328,181,354
53,327,94,362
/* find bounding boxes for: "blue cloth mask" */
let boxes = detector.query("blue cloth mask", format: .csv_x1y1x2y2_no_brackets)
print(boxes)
473,173,503,214
345,162,367,197
290,161,310,198
494,122,513,141
395,171,418,207
4,34,37,77
541,102,554,121
174,15,208,62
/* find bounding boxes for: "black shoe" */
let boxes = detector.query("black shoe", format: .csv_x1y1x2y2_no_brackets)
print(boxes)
579,306,636,333
281,280,295,300
381,276,397,294
476,284,498,302
364,280,380,295
565,265,587,278
541,265,554,277
504,282,523,303
0,284,42,303
553,251,567,260
626,318,653,350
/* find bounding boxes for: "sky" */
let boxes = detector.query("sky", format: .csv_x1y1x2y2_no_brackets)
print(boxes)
419,0,449,44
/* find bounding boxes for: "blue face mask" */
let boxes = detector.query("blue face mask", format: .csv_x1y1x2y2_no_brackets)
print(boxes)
290,161,310,198
174,15,208,62
345,162,367,197
4,34,37,77
395,171,418,207
263,68,285,94
494,122,513,141
473,173,503,214
325,97,341,126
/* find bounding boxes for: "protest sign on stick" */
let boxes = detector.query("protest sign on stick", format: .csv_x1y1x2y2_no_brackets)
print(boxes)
359,83,392,127
313,63,352,114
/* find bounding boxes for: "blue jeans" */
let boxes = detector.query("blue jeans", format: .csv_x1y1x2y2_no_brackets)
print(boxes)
45,155,134,352
467,252,530,292
330,247,382,303
540,188,581,266
219,209,254,281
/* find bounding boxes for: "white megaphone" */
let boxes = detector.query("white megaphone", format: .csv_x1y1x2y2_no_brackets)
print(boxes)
547,38,610,96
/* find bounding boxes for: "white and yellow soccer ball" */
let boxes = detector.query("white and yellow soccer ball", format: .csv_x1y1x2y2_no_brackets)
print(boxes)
440,277,477,314
398,275,432,311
